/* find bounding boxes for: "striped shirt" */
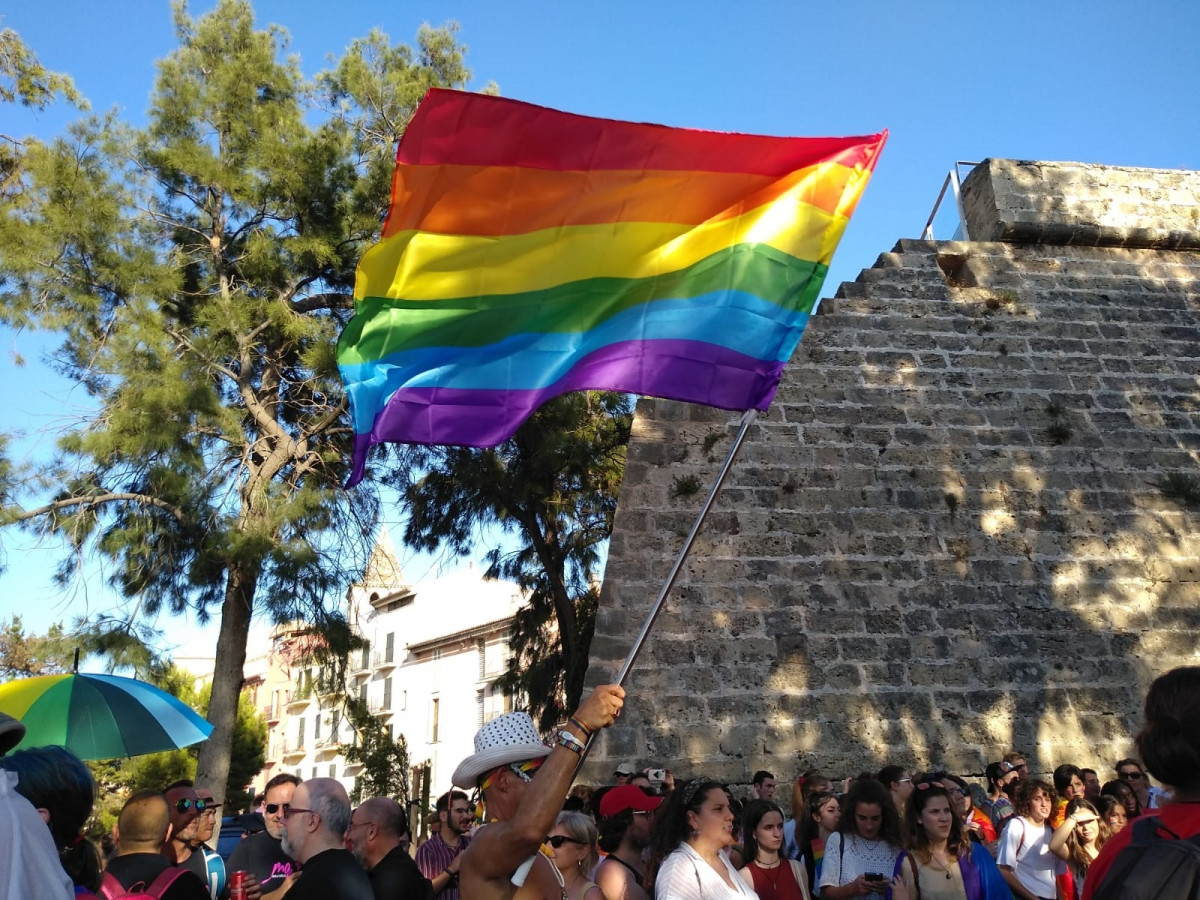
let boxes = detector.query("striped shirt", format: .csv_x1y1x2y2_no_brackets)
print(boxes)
415,831,471,900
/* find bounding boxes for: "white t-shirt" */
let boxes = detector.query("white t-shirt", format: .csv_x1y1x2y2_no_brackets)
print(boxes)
655,842,760,900
817,832,900,890
996,816,1065,899
0,770,74,900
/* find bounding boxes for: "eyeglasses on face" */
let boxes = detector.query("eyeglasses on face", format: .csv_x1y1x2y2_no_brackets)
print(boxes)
1119,771,1144,780
281,805,315,818
174,799,208,813
546,835,586,848
347,820,373,832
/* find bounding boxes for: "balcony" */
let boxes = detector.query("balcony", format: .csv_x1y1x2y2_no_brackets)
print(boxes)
371,650,397,672
367,697,392,718
314,734,341,757
287,682,313,711
281,741,307,762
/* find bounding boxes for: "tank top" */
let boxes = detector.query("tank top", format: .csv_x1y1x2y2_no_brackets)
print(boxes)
748,860,807,900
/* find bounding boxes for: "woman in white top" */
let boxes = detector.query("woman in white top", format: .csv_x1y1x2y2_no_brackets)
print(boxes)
652,777,760,900
818,779,902,899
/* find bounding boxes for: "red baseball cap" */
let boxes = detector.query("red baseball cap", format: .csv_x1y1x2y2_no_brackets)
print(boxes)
600,785,663,818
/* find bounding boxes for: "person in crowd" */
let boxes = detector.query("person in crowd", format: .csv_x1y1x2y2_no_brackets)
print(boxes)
279,777,371,899
877,767,914,820
1002,754,1028,782
595,784,661,900
1047,798,1106,900
818,778,902,899
1084,666,1200,899
347,797,431,900
547,811,604,900
650,777,757,899
1113,757,1166,809
888,781,1011,900
1093,796,1126,835
415,790,472,899
0,744,103,894
454,685,623,900
163,780,203,868
105,790,213,900
943,774,997,851
785,772,832,860
1048,766,1086,828
727,796,748,869
738,799,810,900
0,714,74,900
982,763,1019,831
614,763,636,786
751,772,778,802
190,784,225,899
995,779,1063,900
1097,780,1139,823
228,772,301,896
1079,770,1101,804
793,791,839,896
569,784,595,813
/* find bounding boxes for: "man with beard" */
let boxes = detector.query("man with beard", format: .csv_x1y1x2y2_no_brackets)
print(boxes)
415,791,472,899
181,784,226,899
164,781,204,869
279,778,372,900
347,797,431,900
228,773,300,897
594,785,661,900
453,683,623,900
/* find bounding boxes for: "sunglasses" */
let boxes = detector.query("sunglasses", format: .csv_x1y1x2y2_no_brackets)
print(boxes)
1119,771,1145,780
479,757,545,793
174,799,208,813
546,835,586,848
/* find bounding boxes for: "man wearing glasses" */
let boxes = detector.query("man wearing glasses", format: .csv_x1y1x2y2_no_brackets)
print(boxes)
278,777,372,899
1115,758,1166,809
228,773,301,897
183,785,226,900
164,781,204,868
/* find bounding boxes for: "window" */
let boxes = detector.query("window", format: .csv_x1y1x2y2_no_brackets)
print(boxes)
385,632,395,663
297,718,305,747
311,767,317,780
478,639,486,679
359,683,367,704
331,711,340,737
430,697,440,743
361,643,370,670
383,677,392,710
314,715,321,740
329,765,336,778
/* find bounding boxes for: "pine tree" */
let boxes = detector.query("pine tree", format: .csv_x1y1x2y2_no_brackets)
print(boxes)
0,1,477,797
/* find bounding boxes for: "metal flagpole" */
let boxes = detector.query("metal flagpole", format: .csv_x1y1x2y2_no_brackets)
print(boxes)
568,407,759,778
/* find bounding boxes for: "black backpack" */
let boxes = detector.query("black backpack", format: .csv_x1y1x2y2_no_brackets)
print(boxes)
1092,816,1200,900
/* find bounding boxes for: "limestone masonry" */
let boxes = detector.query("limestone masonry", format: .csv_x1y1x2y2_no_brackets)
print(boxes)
581,158,1200,787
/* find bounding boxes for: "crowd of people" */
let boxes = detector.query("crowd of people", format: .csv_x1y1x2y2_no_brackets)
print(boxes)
2,665,1199,900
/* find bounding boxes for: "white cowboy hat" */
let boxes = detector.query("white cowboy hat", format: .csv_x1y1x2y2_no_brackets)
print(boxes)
451,711,550,788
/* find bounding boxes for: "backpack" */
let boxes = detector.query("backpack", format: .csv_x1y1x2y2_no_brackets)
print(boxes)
1092,815,1200,900
95,868,189,900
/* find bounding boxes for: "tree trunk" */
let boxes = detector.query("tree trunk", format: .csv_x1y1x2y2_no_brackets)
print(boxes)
195,559,259,803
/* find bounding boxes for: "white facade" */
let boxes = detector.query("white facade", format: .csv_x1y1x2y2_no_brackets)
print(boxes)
254,531,525,802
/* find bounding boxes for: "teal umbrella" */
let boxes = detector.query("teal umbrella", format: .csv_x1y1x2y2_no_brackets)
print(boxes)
0,670,213,760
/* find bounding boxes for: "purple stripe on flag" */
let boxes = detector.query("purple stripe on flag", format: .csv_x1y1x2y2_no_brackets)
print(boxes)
346,340,784,485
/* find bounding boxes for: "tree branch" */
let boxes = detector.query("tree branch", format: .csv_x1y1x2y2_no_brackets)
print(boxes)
16,491,189,524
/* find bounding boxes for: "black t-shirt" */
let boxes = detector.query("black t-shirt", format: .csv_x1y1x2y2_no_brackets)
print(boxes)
368,845,432,900
226,831,296,894
287,848,373,900
104,853,211,900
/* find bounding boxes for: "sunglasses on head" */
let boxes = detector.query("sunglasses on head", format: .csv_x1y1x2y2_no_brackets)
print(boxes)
546,835,586,848
174,799,208,813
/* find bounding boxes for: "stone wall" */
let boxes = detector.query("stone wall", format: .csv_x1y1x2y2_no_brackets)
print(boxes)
581,159,1200,787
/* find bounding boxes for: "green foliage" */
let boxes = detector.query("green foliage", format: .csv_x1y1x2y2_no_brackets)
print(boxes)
671,474,703,498
396,391,632,730
0,0,478,792
341,696,409,804
0,28,85,110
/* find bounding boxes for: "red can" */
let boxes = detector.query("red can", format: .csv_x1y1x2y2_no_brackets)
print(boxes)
230,870,248,900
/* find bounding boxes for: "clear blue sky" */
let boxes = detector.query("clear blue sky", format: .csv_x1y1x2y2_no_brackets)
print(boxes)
2,0,1198,656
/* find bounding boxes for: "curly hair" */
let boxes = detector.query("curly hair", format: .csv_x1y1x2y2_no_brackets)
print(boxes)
647,778,727,885
835,777,902,847
902,781,967,863
1012,779,1056,819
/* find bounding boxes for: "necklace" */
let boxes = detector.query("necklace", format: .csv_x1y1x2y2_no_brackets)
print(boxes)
927,851,955,880
754,859,783,894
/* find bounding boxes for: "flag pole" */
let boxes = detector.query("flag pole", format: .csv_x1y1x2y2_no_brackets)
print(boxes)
567,407,758,784
614,407,758,687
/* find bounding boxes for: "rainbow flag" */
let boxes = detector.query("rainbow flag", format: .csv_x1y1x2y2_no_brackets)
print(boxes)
339,89,886,485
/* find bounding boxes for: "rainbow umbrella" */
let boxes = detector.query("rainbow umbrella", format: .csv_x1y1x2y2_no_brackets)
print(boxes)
0,672,213,760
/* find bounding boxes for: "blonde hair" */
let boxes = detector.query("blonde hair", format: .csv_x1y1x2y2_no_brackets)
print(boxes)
555,810,599,873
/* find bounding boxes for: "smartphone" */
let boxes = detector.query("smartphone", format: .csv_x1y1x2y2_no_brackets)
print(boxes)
865,873,885,882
